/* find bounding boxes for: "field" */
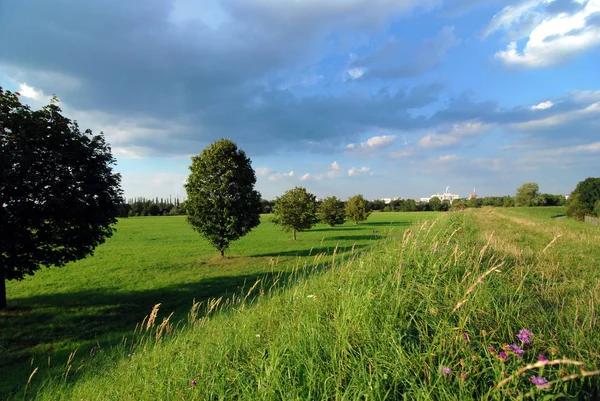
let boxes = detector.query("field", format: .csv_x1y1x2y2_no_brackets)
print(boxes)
0,211,437,398
2,207,600,399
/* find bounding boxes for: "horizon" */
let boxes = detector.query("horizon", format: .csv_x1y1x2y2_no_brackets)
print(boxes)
1,0,599,200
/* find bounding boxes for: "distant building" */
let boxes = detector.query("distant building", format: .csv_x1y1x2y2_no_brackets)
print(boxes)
468,188,478,200
421,186,460,203
381,197,403,204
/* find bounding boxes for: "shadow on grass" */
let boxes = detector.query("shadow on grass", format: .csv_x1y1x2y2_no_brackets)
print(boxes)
251,244,370,258
362,221,412,227
324,235,382,241
308,227,363,232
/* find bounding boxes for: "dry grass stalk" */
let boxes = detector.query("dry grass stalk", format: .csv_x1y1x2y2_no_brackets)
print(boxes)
477,231,495,267
24,367,38,395
541,234,562,254
156,312,174,340
146,303,161,331
546,369,600,387
495,359,585,389
244,279,262,302
452,260,504,314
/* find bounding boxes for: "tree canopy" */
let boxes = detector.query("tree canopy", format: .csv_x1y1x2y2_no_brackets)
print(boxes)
515,182,539,207
346,194,371,224
185,139,262,256
318,196,346,227
566,177,600,219
272,187,318,240
0,88,122,309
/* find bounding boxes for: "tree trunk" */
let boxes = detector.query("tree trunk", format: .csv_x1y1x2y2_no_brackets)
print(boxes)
293,229,297,241
0,265,6,310
220,249,225,258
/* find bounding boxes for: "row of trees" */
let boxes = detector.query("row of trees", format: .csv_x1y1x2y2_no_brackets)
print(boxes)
120,198,187,217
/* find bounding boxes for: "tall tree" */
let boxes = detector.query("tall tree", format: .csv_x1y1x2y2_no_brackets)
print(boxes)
185,139,262,257
346,194,371,224
272,187,318,240
0,88,122,309
428,196,442,211
515,182,539,207
318,196,346,227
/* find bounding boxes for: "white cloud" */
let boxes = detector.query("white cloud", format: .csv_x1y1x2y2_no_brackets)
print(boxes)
513,101,600,129
348,166,371,176
312,160,342,180
256,167,275,176
268,170,295,181
346,143,356,149
331,160,340,171
434,154,458,162
418,122,491,148
347,67,366,80
490,0,600,68
18,83,47,100
300,173,311,181
347,135,397,152
388,149,414,158
531,100,554,110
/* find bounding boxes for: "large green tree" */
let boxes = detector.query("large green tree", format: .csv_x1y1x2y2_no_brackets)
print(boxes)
0,88,122,309
346,194,371,224
185,139,262,257
515,182,539,207
272,187,318,240
566,177,600,219
428,196,442,212
318,196,346,227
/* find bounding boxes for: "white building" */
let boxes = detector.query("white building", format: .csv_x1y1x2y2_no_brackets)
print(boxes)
421,187,460,203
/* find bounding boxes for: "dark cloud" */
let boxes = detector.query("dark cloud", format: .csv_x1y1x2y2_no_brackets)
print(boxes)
543,0,587,15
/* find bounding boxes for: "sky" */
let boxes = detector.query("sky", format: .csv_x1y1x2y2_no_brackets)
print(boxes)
1,0,599,201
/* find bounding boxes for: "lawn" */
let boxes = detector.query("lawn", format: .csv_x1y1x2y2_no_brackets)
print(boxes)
0,211,436,397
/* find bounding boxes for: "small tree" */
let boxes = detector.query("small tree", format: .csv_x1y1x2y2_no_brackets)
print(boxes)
428,196,442,212
515,182,539,207
272,187,318,240
346,194,371,224
318,196,346,227
185,139,262,257
0,88,122,310
566,177,600,220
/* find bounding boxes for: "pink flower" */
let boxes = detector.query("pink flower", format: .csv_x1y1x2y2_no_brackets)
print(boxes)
442,367,451,375
537,354,549,362
530,376,549,388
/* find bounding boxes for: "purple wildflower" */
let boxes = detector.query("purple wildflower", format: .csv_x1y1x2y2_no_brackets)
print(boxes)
497,351,508,360
442,367,451,375
462,333,470,343
190,380,197,387
509,344,525,357
488,346,497,354
530,376,549,388
517,328,533,344
537,354,549,362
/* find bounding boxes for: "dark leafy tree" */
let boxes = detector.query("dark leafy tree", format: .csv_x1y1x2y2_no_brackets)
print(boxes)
428,196,442,211
0,88,122,309
403,199,417,212
318,196,346,227
272,187,318,240
566,178,600,220
346,194,371,224
185,139,262,257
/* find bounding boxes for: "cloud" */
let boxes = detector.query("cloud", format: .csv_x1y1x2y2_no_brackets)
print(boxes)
256,167,275,176
531,100,554,110
348,166,371,176
418,122,492,149
388,148,414,158
347,134,397,152
268,170,295,181
487,0,600,68
300,173,311,181
347,67,366,80
512,100,600,129
18,83,48,102
433,154,458,162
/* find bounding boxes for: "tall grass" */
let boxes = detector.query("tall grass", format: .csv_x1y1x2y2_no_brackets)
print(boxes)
15,211,600,399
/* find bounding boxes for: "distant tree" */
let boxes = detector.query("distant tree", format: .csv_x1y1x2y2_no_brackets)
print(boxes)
147,204,161,216
595,200,600,217
441,199,451,211
452,200,466,211
566,177,600,220
0,88,122,310
272,187,318,240
403,199,417,212
467,197,483,208
260,199,274,214
370,199,386,211
502,196,515,207
535,193,566,207
428,196,442,212
390,199,404,212
185,139,262,257
346,194,371,224
318,196,346,227
515,182,539,207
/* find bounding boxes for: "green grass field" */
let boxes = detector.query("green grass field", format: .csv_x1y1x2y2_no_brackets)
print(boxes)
0,211,437,398
3,208,600,400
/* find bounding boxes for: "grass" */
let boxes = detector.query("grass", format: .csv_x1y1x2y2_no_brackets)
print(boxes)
0,211,436,398
4,208,600,399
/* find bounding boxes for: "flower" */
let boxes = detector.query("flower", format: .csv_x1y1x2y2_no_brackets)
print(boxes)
190,380,197,387
517,328,533,344
462,333,470,343
497,351,508,360
442,367,451,375
530,376,549,388
537,354,549,362
488,346,497,354
509,344,524,357
460,372,468,381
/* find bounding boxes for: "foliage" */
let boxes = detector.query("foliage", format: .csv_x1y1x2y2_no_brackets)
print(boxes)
185,139,262,256
566,177,600,219
272,187,318,240
535,193,566,207
467,197,483,208
428,196,442,211
515,182,539,207
260,199,275,214
345,194,371,224
595,200,600,217
0,88,122,310
502,196,515,207
318,196,346,226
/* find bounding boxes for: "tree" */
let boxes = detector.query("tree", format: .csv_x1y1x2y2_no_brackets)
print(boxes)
272,187,318,240
566,177,600,220
185,139,262,257
515,182,539,207
0,88,122,309
318,196,346,227
428,196,442,212
346,194,371,224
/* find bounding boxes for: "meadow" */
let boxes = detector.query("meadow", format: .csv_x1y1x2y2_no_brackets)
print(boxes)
2,207,600,400
0,211,437,398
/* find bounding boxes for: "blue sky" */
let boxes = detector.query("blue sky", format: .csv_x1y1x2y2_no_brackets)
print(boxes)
1,0,599,200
